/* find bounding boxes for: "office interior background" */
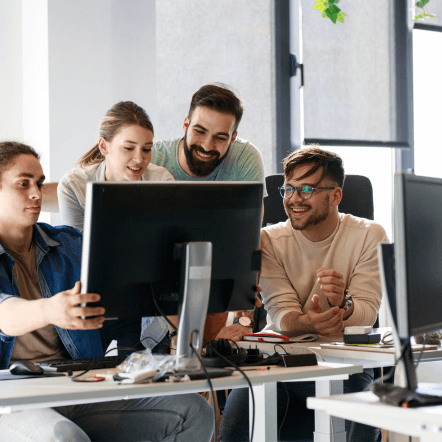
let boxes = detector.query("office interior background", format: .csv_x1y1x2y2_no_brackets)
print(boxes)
1,0,441,326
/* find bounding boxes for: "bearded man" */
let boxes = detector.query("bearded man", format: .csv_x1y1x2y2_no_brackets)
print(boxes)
150,83,265,184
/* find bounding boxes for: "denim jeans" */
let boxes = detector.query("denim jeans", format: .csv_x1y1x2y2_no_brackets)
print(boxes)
0,394,213,442
219,369,382,442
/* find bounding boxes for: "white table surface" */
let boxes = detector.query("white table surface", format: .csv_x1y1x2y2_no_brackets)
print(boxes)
238,328,442,369
307,391,442,442
0,362,362,442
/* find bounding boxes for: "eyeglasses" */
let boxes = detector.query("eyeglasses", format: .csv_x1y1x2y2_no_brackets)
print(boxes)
278,184,336,200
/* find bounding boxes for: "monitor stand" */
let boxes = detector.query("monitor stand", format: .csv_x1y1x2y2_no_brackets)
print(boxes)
174,242,212,372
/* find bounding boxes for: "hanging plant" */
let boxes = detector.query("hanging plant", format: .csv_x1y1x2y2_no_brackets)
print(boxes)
313,0,346,24
412,0,436,21
313,0,437,24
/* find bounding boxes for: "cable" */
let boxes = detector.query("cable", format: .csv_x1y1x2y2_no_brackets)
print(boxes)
204,339,256,442
278,382,290,442
274,343,289,355
150,283,177,332
381,330,393,345
190,342,218,442
414,332,430,369
151,284,256,441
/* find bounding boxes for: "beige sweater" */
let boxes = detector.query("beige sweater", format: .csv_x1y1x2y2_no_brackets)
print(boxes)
260,213,389,331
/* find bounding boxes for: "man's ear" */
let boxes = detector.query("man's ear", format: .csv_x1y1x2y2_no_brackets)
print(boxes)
98,138,108,156
231,131,238,145
332,187,343,207
183,116,190,133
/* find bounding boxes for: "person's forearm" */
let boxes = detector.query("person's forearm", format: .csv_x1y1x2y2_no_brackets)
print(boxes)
0,297,50,336
280,311,314,333
41,182,59,212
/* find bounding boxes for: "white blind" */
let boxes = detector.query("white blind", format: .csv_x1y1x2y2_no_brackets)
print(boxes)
300,0,412,147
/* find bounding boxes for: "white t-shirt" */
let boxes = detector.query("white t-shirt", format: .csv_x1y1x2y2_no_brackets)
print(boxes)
58,161,174,232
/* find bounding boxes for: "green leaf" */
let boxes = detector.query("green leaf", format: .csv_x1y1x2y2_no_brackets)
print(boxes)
413,11,425,21
424,13,436,18
325,4,341,23
313,0,327,13
416,0,430,8
337,11,346,23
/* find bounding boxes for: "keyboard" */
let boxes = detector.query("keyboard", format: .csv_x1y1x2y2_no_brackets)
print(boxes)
35,355,127,372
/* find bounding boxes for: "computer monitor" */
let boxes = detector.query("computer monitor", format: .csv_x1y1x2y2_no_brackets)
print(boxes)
80,181,263,369
392,172,442,390
394,173,442,339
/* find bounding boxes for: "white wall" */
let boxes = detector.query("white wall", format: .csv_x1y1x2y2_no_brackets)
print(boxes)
0,0,157,224
0,0,23,141
47,0,157,181
155,0,276,175
22,0,50,178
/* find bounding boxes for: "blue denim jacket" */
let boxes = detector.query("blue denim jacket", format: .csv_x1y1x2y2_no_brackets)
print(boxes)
0,223,104,369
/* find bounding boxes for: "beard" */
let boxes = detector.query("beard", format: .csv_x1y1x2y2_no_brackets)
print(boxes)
183,130,228,177
286,194,331,231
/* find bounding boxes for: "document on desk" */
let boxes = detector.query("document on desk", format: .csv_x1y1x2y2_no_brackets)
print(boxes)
243,330,319,343
320,343,438,353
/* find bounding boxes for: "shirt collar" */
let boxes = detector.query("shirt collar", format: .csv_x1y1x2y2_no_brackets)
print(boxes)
0,224,59,257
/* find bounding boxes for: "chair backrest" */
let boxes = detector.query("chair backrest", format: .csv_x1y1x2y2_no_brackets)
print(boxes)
262,173,374,227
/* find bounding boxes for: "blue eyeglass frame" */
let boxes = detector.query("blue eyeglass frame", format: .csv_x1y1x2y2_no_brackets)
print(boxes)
278,184,336,200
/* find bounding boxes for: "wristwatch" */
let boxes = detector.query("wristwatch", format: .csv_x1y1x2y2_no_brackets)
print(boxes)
328,292,352,311
233,316,255,328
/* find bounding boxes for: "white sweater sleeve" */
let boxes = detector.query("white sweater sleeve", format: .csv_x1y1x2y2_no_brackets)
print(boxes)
57,178,85,232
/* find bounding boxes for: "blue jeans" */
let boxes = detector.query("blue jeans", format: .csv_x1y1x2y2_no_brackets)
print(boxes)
0,394,213,442
219,369,382,442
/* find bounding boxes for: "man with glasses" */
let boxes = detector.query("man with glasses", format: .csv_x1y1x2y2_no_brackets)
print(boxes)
220,146,388,442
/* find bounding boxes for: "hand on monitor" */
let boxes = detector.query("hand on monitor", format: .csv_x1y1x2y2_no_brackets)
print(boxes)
306,294,344,336
44,281,105,330
316,268,345,307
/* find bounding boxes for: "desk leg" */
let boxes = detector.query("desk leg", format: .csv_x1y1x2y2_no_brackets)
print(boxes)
314,379,346,442
249,382,277,442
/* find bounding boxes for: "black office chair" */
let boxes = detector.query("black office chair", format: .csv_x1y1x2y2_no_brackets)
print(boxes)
256,173,376,333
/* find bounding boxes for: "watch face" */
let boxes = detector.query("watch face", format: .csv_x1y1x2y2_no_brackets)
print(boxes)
239,316,252,327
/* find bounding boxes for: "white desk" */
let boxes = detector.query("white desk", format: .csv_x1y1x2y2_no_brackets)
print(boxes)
238,334,442,441
307,391,442,442
238,330,442,369
0,362,361,442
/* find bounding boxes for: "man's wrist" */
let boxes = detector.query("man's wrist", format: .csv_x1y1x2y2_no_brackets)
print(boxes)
233,316,255,328
328,293,352,311
281,311,313,333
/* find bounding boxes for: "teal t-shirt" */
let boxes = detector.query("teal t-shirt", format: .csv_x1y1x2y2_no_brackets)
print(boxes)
151,138,267,194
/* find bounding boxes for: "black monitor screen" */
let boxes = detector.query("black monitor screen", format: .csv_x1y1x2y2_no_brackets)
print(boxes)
399,174,442,336
80,182,263,319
